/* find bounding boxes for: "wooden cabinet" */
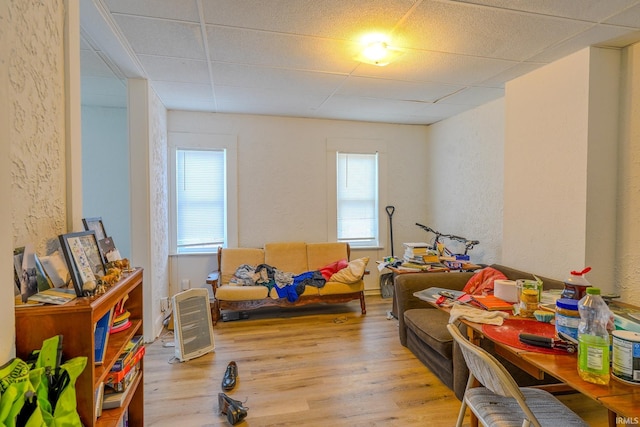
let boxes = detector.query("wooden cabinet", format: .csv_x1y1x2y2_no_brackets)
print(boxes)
15,268,144,427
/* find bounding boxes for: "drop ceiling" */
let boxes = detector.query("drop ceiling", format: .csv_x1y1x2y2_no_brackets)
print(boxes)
80,0,640,125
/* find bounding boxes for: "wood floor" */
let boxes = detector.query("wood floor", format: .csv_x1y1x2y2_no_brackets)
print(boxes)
143,295,608,426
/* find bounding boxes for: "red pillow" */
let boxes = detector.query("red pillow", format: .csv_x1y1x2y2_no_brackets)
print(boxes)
462,267,507,295
319,259,348,281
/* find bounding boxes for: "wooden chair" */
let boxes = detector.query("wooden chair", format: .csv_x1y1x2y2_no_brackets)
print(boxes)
446,323,588,427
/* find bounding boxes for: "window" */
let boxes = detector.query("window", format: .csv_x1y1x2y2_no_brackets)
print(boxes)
327,138,387,249
336,152,378,246
169,133,237,254
175,149,225,253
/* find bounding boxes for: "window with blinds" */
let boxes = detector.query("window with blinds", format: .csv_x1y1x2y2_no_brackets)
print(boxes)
336,152,379,247
175,149,226,253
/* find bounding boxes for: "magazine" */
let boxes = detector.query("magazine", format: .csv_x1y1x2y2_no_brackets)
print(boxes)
28,288,77,305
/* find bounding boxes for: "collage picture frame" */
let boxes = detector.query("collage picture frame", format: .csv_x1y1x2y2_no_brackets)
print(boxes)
59,231,106,296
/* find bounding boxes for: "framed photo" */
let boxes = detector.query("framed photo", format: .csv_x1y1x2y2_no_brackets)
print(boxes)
59,231,106,296
82,217,109,262
82,217,107,241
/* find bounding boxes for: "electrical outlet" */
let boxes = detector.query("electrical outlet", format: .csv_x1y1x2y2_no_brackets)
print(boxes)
160,297,168,312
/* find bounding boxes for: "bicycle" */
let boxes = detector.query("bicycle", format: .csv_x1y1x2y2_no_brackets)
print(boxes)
415,223,479,259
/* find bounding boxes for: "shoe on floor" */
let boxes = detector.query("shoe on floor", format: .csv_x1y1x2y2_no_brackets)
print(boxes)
218,393,248,425
222,361,238,391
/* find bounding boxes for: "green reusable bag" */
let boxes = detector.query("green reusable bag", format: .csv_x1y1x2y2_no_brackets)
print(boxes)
0,358,45,427
29,336,86,427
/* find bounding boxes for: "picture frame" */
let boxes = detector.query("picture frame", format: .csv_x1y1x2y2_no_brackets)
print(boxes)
59,231,106,296
82,217,107,241
82,217,108,262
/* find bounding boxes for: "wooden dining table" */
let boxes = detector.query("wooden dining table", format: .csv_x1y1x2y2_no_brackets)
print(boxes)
436,302,640,427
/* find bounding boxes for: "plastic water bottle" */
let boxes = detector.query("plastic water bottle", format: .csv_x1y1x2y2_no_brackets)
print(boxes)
577,287,611,385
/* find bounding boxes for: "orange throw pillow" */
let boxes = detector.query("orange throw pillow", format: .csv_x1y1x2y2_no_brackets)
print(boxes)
462,267,507,295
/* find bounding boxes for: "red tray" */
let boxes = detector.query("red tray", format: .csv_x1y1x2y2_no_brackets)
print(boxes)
482,318,567,355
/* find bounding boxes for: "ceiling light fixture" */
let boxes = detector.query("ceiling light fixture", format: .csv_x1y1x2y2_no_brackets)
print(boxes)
355,34,403,66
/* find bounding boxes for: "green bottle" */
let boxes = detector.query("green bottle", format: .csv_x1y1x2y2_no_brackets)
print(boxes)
577,287,611,385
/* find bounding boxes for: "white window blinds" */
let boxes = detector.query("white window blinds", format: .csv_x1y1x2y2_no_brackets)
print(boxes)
336,152,378,245
176,149,225,253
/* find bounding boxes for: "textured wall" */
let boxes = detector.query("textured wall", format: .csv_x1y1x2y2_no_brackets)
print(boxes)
3,0,66,361
9,0,66,254
424,99,505,265
149,88,169,337
616,43,640,304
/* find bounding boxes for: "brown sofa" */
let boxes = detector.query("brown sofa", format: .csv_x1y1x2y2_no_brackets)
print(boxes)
394,264,564,400
209,241,367,324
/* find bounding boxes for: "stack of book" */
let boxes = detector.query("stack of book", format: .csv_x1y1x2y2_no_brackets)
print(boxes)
103,335,145,410
111,294,132,333
402,242,431,263
400,242,448,271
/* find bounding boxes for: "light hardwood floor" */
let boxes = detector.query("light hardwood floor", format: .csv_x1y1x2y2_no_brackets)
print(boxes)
144,295,608,426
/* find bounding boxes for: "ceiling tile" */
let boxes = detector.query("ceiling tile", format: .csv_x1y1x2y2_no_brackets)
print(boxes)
353,50,518,86
604,3,640,27
318,95,426,116
113,15,205,60
337,76,464,103
528,24,640,62
413,102,474,117
138,55,210,84
438,86,504,105
207,26,360,73
211,63,347,92
105,0,200,23
402,1,593,60
454,0,640,23
202,0,412,39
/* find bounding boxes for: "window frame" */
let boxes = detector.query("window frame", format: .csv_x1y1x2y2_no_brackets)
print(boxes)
168,132,238,255
327,138,388,249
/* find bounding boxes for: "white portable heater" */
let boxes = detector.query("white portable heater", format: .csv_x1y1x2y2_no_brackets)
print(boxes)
172,288,215,362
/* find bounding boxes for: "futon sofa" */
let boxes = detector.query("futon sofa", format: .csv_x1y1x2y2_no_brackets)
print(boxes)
395,264,564,400
209,241,367,324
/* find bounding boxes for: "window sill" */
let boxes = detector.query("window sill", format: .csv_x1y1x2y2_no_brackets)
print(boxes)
349,246,383,251
169,252,216,257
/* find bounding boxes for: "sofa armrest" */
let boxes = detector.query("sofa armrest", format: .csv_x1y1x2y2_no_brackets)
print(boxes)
207,271,220,292
395,271,474,345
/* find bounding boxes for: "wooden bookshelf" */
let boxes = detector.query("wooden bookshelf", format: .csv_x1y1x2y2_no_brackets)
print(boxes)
15,268,144,427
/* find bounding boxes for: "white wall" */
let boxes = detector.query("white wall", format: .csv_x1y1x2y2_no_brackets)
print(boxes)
167,111,430,294
616,43,640,305
504,47,619,292
82,105,131,257
424,98,505,265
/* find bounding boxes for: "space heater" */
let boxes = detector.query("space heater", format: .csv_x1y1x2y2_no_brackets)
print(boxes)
172,288,215,362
